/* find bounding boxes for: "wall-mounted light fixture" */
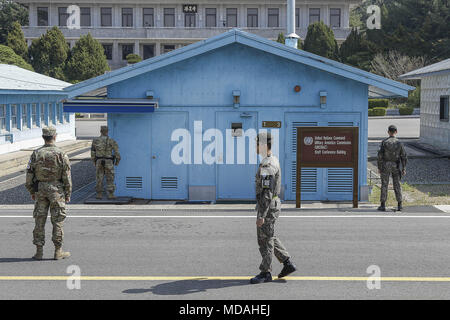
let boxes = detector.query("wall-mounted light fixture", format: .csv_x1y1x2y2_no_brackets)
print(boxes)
146,90,155,99
320,91,327,108
233,90,241,108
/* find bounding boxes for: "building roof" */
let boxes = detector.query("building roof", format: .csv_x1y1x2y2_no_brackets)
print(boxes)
0,64,71,94
399,58,450,80
64,28,414,99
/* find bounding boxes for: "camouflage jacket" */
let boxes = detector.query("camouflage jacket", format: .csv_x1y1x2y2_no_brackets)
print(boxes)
25,144,72,197
255,154,282,220
377,136,407,170
91,135,121,164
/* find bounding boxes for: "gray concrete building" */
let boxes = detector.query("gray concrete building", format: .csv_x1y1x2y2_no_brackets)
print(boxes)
400,59,450,151
17,0,358,69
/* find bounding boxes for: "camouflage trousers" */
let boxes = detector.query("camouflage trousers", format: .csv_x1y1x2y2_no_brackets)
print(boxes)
380,161,402,203
95,159,115,194
32,183,67,247
257,218,290,273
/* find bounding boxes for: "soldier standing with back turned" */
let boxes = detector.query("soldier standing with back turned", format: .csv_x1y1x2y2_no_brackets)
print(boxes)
377,125,407,212
91,126,121,199
25,126,72,260
250,132,297,284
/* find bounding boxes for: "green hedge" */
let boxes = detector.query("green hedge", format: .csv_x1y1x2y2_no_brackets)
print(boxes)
368,99,389,109
399,105,414,115
368,107,387,116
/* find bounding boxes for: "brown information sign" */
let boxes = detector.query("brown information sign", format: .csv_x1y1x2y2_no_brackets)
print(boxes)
262,121,281,128
296,127,359,209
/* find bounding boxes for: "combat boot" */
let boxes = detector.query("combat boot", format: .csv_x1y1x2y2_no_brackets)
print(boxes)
377,202,386,211
250,272,272,284
54,246,71,260
96,192,103,199
278,259,297,278
32,245,43,260
397,201,403,212
107,192,116,200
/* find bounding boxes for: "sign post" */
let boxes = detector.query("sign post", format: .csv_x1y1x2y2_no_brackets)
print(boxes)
296,127,359,208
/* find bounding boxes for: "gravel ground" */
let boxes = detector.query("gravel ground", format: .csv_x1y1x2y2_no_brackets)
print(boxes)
368,158,450,184
0,160,95,205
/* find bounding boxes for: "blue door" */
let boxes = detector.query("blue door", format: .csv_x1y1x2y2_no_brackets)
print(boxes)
284,113,360,201
216,111,258,200
151,112,188,199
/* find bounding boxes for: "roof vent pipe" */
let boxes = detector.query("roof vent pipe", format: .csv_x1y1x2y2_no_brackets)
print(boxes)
285,0,300,48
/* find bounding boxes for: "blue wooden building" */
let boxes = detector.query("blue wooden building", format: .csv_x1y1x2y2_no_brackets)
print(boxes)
0,64,75,154
63,29,413,202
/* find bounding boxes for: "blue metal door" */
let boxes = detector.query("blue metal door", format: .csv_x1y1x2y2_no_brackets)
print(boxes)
216,111,258,200
284,113,359,201
151,112,188,199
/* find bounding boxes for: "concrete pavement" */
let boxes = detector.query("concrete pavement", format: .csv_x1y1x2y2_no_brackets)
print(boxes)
0,207,449,299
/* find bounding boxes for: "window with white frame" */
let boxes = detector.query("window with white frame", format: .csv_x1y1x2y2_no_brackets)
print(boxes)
268,8,279,27
11,105,17,129
21,104,28,129
205,8,216,27
247,8,258,27
0,105,6,131
226,8,237,27
164,8,175,27
330,8,341,28
49,103,55,124
31,103,37,127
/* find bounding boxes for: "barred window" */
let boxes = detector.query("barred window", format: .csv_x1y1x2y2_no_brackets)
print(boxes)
22,104,28,129
11,105,17,129
31,103,38,127
0,105,6,131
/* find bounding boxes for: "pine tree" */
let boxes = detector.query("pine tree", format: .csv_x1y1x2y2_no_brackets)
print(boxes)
28,26,69,81
339,28,377,71
303,21,338,60
0,0,28,44
6,21,28,60
65,33,110,82
276,33,285,44
0,44,33,71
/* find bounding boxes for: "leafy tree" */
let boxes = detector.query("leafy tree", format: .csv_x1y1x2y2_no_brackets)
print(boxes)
6,21,28,60
126,53,142,64
339,28,377,71
65,33,110,82
0,44,33,70
0,0,28,44
303,21,338,59
28,26,69,80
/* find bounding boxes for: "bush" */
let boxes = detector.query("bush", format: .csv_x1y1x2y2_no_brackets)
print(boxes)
368,99,389,109
399,105,414,115
126,53,142,64
368,107,387,116
0,44,33,70
407,87,420,109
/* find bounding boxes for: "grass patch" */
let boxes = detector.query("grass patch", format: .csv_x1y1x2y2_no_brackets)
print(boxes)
369,182,450,206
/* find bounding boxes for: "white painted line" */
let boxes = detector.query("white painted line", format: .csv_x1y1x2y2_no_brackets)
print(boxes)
1,215,450,219
435,205,450,213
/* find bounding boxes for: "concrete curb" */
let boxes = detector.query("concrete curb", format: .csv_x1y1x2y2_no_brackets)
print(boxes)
0,140,92,177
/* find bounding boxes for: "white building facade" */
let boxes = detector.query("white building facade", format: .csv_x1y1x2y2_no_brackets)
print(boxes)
401,59,450,151
17,0,358,69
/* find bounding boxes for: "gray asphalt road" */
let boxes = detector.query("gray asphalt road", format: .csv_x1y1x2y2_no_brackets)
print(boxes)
0,208,449,300
368,117,420,138
75,120,107,139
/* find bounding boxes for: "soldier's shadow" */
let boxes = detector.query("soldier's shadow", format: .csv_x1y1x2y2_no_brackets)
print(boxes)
122,278,287,296
0,257,54,263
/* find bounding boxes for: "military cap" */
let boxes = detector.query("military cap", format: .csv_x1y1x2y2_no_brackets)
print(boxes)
388,125,397,132
42,126,57,136
256,132,272,144
100,126,108,132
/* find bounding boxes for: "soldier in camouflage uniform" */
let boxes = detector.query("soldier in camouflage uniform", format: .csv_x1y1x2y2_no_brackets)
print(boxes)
377,125,407,212
250,132,297,284
91,126,121,199
25,126,72,260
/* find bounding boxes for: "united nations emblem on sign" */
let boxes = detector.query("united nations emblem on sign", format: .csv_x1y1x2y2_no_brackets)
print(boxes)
303,136,313,146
